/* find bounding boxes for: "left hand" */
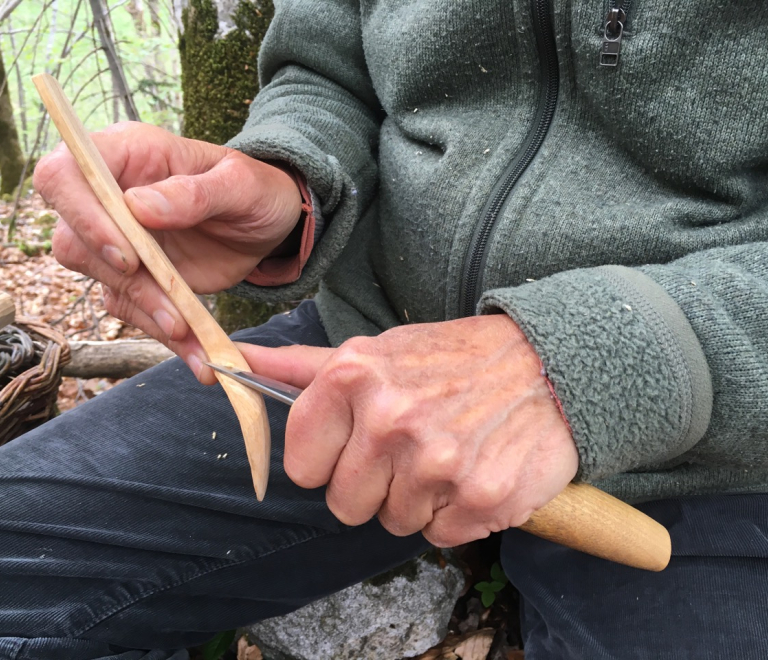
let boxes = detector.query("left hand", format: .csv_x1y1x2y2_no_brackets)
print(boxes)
237,314,578,547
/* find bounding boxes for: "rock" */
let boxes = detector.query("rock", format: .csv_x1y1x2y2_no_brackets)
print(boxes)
245,553,465,660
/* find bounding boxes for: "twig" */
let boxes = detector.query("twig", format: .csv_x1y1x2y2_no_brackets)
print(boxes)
49,278,97,327
88,0,140,121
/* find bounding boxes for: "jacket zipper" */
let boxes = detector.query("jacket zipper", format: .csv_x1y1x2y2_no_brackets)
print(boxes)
599,0,632,66
458,0,560,318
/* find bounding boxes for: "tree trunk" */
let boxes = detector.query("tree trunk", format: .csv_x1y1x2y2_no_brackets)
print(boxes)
0,45,25,196
178,0,284,332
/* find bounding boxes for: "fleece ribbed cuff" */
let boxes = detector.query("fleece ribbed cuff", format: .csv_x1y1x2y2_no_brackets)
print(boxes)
479,265,713,482
225,123,359,303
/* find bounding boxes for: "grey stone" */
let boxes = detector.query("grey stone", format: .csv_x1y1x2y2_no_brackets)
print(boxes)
245,553,465,660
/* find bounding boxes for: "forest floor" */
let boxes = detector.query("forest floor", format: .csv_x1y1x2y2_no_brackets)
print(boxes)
1,192,145,410
1,193,524,660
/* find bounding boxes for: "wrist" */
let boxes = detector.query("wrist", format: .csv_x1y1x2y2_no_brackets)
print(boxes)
245,163,317,286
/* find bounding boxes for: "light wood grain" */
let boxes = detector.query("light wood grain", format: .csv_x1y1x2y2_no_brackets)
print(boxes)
0,292,14,329
33,73,271,500
521,482,671,571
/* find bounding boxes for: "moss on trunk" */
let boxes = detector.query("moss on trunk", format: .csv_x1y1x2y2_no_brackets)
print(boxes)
180,0,284,331
0,46,25,196
179,0,273,144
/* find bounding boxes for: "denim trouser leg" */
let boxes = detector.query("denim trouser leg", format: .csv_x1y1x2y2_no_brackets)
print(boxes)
0,301,429,659
502,494,768,660
3,299,768,659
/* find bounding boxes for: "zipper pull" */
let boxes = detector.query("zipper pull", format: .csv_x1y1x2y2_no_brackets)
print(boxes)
600,7,626,67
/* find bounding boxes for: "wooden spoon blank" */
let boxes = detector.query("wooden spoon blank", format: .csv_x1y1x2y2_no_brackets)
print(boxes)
33,73,271,500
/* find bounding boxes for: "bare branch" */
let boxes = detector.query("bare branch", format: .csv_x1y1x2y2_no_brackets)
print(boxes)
0,0,24,24
87,0,140,121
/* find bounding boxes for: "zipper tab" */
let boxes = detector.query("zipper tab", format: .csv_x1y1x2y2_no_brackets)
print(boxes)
600,6,626,67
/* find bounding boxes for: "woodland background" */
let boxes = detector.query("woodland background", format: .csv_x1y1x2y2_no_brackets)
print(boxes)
0,2,523,658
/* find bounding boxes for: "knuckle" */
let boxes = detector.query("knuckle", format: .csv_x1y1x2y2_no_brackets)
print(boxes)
323,339,373,389
414,439,463,483
337,336,372,359
368,389,414,435
462,479,508,512
327,497,366,527
102,288,125,320
422,526,452,548
122,278,146,305
377,510,409,537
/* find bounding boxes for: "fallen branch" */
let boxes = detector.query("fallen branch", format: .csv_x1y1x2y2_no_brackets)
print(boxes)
62,338,174,379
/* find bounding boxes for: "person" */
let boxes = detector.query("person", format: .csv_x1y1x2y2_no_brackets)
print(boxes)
2,1,768,658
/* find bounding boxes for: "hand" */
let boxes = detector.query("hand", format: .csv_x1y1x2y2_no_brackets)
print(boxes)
237,314,579,547
34,122,302,379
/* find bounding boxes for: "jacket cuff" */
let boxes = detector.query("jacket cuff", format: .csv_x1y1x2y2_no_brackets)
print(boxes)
225,123,359,303
479,265,713,481
244,169,323,286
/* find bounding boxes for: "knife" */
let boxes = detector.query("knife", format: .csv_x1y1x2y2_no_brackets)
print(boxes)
205,362,303,406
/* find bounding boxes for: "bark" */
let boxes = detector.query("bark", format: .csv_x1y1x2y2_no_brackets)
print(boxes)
179,0,272,144
0,45,25,196
62,339,175,379
179,0,287,331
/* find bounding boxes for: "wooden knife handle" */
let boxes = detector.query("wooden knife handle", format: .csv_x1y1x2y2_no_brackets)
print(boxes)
33,73,271,500
520,482,671,571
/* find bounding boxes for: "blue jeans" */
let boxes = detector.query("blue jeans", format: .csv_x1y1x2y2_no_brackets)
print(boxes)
1,301,766,659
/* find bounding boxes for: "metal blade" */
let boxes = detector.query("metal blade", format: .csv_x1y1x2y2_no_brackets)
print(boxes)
205,362,303,406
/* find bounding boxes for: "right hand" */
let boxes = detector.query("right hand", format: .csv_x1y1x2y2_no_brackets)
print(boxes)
34,122,303,382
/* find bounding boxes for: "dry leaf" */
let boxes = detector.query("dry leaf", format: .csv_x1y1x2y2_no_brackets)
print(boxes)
237,635,263,660
453,628,494,660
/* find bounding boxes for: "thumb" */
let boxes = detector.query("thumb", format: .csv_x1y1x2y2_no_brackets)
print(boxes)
124,161,237,231
235,342,336,390
123,153,299,232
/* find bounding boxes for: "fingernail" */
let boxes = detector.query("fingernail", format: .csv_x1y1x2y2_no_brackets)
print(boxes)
102,245,128,273
131,188,172,215
188,354,203,379
152,309,176,338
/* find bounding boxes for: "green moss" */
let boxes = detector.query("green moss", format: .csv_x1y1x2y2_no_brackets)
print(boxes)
179,0,274,145
0,46,26,196
180,0,279,330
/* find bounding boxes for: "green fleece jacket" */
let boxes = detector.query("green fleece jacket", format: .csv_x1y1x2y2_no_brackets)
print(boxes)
226,0,768,503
